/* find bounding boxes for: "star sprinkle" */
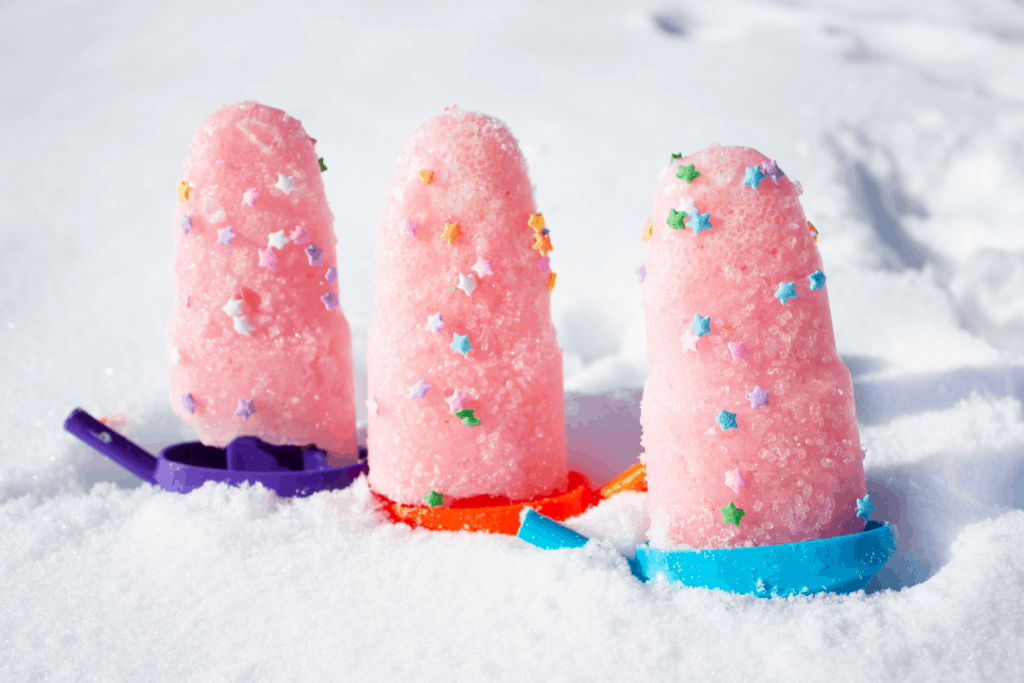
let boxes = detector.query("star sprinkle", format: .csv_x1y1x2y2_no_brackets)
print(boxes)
426,312,445,335
233,315,255,336
234,398,257,422
169,346,181,365
305,243,323,266
637,264,647,283
402,218,418,237
536,256,550,274
409,380,430,400
442,222,463,244
742,165,765,190
177,181,190,201
676,163,700,183
761,159,785,185
450,333,473,355
258,247,278,271
321,292,339,310
180,214,193,235
419,170,434,185
690,314,711,337
746,385,770,409
424,490,443,507
548,272,557,291
181,393,197,415
532,232,553,255
267,230,290,250
716,410,738,431
720,502,745,526
217,226,235,245
215,160,224,166
809,269,826,291
642,217,653,241
686,211,712,235
318,157,327,172
666,208,687,231
325,266,337,284
472,257,493,278
681,329,700,352
242,188,259,207
221,297,244,318
728,341,748,359
856,495,875,521
455,409,480,426
366,397,379,417
724,468,747,494
457,273,476,296
275,174,297,195
528,213,546,231
676,196,698,218
807,221,818,242
290,226,310,244
774,281,797,305
446,389,468,414
670,152,682,162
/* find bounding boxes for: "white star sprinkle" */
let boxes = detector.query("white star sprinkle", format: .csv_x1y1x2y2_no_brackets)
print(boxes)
676,196,698,217
221,298,244,318
233,315,255,336
457,273,477,296
169,346,181,365
267,230,290,250
275,174,297,195
426,312,445,334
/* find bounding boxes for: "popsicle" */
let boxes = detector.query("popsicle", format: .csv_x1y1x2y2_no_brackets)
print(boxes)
641,145,867,549
367,107,568,506
168,101,358,464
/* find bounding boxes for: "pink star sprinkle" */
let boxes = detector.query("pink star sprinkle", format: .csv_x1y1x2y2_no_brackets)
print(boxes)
535,256,550,274
471,257,493,278
446,389,468,414
242,188,259,207
290,226,310,244
366,397,379,417
729,341,748,359
724,468,747,494
215,160,224,166
681,329,700,352
402,218,418,237
258,247,278,271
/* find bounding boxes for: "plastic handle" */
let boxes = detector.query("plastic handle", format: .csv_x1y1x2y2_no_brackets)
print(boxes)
63,408,158,484
517,508,591,549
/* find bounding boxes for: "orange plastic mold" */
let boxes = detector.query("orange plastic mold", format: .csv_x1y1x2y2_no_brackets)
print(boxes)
597,461,647,499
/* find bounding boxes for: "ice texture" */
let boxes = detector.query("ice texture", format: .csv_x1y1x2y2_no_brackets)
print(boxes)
168,102,357,463
367,108,568,505
642,146,866,549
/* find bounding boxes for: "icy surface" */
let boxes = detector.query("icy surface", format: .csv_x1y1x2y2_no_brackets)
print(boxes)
2,0,1024,680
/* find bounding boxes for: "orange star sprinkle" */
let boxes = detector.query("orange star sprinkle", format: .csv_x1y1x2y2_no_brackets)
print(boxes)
177,181,190,202
420,170,434,185
642,217,653,241
808,221,818,242
441,222,463,244
528,213,545,232
532,232,553,256
548,272,557,291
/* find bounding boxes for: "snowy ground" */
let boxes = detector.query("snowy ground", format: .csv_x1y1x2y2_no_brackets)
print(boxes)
3,0,1024,680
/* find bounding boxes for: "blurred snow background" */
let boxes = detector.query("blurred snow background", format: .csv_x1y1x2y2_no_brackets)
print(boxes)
2,0,1023,680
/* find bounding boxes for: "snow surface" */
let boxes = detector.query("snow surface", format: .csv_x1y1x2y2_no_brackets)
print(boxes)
2,0,1024,680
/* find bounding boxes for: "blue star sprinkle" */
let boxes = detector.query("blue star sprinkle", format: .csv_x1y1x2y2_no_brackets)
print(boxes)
690,313,711,337
809,269,826,291
856,495,875,520
742,165,765,190
450,333,473,355
774,281,797,305
716,409,738,431
686,211,713,235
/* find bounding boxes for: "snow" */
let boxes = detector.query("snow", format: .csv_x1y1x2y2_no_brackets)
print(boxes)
2,0,1024,680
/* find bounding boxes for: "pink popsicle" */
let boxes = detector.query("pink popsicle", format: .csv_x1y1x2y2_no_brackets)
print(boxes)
641,146,866,549
367,107,568,506
168,102,357,464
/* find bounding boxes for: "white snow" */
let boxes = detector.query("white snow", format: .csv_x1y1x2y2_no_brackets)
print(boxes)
2,0,1024,680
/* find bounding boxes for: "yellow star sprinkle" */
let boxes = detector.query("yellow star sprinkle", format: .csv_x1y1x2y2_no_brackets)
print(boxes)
548,272,557,291
642,217,653,241
441,222,463,244
532,233,553,256
419,170,434,185
808,221,818,242
528,213,545,232
177,180,190,202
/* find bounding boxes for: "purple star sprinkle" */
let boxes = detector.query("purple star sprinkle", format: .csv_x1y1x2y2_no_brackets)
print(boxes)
180,214,193,235
408,380,430,400
305,243,323,266
234,398,257,422
402,218,418,237
746,385,770,409
217,226,234,245
321,291,339,310
761,159,785,185
637,264,647,283
326,266,337,284
181,392,197,414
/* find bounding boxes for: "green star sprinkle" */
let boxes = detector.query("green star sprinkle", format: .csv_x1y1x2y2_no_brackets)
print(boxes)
424,490,444,508
720,502,745,526
676,164,700,183
318,157,328,172
670,153,682,162
455,408,481,426
666,208,687,230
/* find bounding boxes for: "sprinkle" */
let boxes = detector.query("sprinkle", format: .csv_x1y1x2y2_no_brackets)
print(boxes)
185,295,190,308
217,226,235,245
742,165,765,190
441,222,463,244
267,230,290,250
808,221,818,242
670,153,682,162
690,314,711,337
532,232,553,256
728,341,748,359
761,159,785,185
716,410,738,431
326,266,337,284
242,188,259,207
221,297,244,318
181,393,197,414
318,157,327,172
180,214,193,235
321,292,339,310
856,495,875,521
666,208,687,231
636,264,647,283
215,160,224,166
409,380,430,400
455,409,480,427
528,213,546,231
402,218,418,237
724,468,747,494
426,312,445,334
676,164,700,183
290,226,310,244
720,502,745,526
471,257,493,278
548,272,557,291
681,329,700,352
774,281,797,305
642,217,653,241
275,174,297,195
305,243,323,266
233,315,255,336
746,385,770,409
234,398,257,422
446,389,468,414
169,346,181,365
424,490,443,507
177,181,190,201
536,256,550,274
676,196,698,217
809,269,826,290
686,211,712,235
457,273,476,296
309,138,317,146
419,170,434,185
366,397,379,417
258,247,278,271
450,333,473,355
